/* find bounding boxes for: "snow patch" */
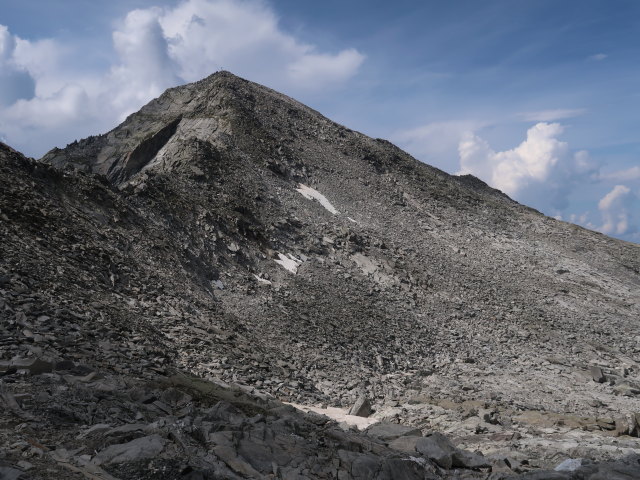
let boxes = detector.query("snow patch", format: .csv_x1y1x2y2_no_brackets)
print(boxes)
274,253,303,274
253,274,272,285
286,403,378,430
296,184,339,214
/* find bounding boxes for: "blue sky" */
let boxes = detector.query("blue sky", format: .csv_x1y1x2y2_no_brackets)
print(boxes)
1,0,639,242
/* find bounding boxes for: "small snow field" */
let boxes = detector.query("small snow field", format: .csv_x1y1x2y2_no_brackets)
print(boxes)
296,184,339,214
274,253,303,274
286,402,378,430
253,274,272,285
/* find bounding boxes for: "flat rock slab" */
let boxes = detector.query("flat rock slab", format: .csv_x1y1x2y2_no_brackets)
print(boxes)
415,433,457,469
92,434,167,465
365,423,422,441
349,396,372,417
0,466,24,480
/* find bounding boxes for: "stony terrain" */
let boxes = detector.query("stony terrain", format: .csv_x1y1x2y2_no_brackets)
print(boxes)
1,71,640,479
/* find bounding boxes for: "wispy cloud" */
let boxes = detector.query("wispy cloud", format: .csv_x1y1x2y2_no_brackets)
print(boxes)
597,166,640,182
518,108,586,122
588,53,607,61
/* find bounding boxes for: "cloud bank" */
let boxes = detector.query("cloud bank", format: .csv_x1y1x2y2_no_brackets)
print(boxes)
0,26,36,107
454,122,639,241
598,185,637,237
0,0,365,156
457,122,596,212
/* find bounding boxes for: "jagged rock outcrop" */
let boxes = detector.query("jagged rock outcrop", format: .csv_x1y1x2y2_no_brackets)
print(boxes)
2,72,640,479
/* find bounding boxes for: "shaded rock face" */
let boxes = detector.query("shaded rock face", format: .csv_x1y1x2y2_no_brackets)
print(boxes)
2,72,640,478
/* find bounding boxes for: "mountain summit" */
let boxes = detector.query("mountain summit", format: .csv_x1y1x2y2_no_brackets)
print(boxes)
2,72,640,478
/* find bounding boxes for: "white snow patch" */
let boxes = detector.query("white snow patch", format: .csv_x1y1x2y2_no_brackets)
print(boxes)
296,184,339,214
253,274,272,285
286,403,378,430
274,253,303,274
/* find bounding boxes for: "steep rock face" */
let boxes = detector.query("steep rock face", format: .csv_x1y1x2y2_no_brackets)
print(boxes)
2,72,640,477
40,72,640,409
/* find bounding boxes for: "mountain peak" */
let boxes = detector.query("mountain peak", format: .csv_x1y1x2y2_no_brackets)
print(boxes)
40,71,329,185
4,71,640,478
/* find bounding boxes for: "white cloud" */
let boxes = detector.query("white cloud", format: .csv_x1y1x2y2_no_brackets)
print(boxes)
598,185,637,236
0,25,36,107
109,8,182,119
0,25,97,151
588,53,607,61
288,49,364,88
457,122,597,212
158,0,364,91
568,212,593,226
5,84,90,128
392,120,483,171
518,108,586,122
0,0,365,156
597,166,640,182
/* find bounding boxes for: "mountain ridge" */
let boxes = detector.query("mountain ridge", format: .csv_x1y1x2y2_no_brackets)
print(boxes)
2,71,640,479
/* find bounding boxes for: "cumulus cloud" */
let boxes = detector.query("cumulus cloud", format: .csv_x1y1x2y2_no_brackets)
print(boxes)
0,0,365,156
0,26,97,153
455,123,640,241
598,185,637,236
161,0,364,90
0,25,36,107
518,108,586,122
392,120,483,171
109,8,182,118
5,85,90,128
457,122,597,212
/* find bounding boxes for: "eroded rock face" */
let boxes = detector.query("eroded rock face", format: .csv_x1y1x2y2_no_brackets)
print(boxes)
2,72,640,478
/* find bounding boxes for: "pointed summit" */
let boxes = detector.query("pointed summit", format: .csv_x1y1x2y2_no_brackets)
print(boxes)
41,71,329,185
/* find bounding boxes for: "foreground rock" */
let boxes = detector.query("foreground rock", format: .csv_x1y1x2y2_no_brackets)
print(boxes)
3,364,640,479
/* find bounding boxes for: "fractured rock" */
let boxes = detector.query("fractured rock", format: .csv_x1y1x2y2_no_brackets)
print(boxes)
415,433,456,469
590,366,606,383
365,423,422,442
349,396,372,417
554,458,584,472
11,358,53,375
92,434,167,465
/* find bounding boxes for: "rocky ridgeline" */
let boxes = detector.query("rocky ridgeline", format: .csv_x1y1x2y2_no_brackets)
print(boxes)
2,72,640,478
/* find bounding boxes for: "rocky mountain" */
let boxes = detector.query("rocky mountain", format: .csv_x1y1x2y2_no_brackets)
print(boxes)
1,71,639,479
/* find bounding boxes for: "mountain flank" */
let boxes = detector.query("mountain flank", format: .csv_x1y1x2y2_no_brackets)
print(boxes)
1,71,639,479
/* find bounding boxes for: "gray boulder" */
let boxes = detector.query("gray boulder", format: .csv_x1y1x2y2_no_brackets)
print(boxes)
349,396,373,417
365,423,422,442
92,434,167,465
415,433,456,469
